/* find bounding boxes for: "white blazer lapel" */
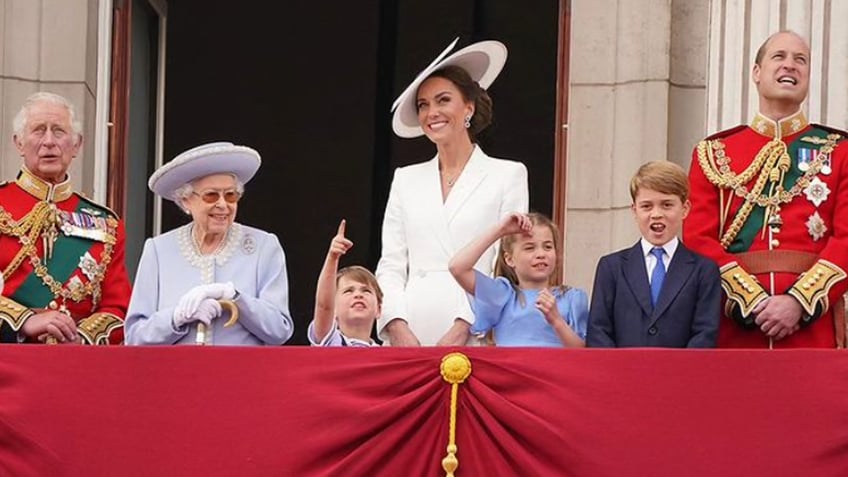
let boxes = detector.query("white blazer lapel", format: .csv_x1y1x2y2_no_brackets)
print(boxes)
417,157,455,257
443,146,489,224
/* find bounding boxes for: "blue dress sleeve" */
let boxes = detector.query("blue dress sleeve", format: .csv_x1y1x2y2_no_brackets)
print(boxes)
470,270,513,335
560,288,589,341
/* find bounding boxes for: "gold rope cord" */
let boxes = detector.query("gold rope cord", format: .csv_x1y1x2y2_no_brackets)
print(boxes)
0,204,116,305
696,135,839,249
0,202,52,279
440,352,472,477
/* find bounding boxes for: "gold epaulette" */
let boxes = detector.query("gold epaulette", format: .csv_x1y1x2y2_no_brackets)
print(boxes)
0,296,35,331
787,259,847,316
77,312,123,345
720,262,768,317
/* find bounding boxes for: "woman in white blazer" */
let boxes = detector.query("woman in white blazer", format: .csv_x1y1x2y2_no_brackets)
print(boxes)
376,39,529,346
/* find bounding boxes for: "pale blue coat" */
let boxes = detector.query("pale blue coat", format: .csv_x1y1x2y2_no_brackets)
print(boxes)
125,223,293,345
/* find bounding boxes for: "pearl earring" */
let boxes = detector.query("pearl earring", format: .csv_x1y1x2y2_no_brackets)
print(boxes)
464,115,472,129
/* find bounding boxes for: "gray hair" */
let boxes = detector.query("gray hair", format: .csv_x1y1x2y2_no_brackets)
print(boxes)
12,92,83,140
173,174,245,213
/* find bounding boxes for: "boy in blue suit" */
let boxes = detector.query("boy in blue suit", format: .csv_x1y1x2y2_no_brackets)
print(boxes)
587,161,720,347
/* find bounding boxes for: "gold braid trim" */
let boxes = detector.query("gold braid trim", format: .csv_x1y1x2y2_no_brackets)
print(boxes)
0,295,35,331
788,259,847,317
696,134,840,249
720,262,768,317
0,205,117,306
0,202,53,279
77,312,123,345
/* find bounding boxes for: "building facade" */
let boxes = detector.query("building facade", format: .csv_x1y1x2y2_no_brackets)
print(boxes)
2,0,847,295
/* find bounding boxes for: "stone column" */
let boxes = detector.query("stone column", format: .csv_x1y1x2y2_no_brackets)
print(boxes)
0,0,101,194
707,0,848,132
566,0,682,293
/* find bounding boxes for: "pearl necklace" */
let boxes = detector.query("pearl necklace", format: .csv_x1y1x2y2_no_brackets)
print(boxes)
192,225,228,256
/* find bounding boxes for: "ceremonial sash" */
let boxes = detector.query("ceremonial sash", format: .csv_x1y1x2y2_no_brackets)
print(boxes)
727,127,831,253
9,200,105,309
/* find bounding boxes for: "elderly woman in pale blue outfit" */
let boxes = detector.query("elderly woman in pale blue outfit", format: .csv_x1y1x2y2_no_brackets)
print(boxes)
125,142,294,345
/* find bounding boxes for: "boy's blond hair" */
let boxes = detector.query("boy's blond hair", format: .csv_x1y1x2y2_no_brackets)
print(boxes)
336,265,383,305
629,161,689,203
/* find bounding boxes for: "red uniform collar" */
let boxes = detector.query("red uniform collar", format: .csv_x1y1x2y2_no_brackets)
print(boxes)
15,167,73,202
750,110,809,139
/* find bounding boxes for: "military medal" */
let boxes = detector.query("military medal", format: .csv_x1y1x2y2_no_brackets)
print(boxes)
806,212,827,241
821,156,832,175
797,148,817,172
803,177,830,207
59,210,111,242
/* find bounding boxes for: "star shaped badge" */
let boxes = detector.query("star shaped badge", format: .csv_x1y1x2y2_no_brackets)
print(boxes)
803,177,830,207
806,212,827,241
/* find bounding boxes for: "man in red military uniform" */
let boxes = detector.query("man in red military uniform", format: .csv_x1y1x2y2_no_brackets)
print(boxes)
0,92,130,344
685,31,848,348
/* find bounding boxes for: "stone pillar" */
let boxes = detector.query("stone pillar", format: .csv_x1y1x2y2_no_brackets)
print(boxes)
706,0,848,132
0,0,101,194
566,0,681,293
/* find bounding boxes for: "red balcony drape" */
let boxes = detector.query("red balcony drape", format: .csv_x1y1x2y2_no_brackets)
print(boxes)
1,347,846,477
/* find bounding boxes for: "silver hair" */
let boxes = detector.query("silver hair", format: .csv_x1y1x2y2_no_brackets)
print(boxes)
173,174,245,213
12,92,83,140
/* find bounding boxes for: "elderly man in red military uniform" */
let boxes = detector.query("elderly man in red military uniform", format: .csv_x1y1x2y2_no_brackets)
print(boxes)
0,92,130,344
685,31,848,348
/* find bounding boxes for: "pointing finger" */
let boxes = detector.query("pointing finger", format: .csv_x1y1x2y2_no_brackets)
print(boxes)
337,219,346,237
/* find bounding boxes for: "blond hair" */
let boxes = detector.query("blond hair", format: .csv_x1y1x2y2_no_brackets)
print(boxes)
494,212,568,303
629,161,689,203
336,266,383,305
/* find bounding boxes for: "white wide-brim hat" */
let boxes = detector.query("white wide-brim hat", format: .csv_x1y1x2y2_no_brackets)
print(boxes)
391,38,508,138
148,142,261,201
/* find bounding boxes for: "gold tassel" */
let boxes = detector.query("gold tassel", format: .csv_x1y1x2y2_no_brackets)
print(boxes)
440,352,472,477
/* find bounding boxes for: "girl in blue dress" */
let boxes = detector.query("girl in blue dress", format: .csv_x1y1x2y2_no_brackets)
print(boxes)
449,212,587,347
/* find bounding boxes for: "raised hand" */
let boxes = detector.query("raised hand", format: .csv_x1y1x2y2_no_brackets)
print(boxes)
328,219,354,259
499,212,533,236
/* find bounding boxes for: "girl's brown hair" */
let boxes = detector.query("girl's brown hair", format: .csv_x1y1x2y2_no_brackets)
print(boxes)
493,212,569,303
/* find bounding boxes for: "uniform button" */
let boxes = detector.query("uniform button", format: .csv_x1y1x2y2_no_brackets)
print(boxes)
648,326,658,336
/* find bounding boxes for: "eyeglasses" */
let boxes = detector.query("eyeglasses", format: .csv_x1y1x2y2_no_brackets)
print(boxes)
192,190,242,204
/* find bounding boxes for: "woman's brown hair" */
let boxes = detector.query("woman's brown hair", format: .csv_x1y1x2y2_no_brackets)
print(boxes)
423,65,494,142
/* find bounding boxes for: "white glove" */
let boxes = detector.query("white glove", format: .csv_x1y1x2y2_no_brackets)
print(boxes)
173,298,223,329
174,282,236,325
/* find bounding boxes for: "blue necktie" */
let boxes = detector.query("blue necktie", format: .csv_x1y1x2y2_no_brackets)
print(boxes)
650,247,666,307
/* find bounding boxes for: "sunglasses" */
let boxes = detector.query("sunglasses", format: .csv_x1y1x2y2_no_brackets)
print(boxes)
192,190,242,204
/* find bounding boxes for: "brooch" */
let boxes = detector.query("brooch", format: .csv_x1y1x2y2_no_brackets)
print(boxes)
242,234,256,255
